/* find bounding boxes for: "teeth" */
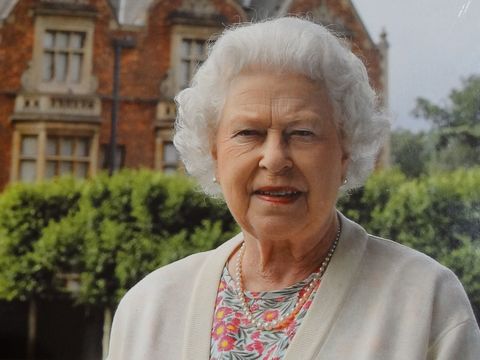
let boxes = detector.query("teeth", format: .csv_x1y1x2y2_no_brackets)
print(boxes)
257,190,299,196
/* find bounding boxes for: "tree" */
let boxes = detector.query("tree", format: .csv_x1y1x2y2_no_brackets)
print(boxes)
390,130,430,177
0,178,82,359
413,75,480,171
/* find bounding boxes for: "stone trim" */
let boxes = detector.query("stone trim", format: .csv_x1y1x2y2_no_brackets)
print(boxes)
28,15,95,94
170,24,221,94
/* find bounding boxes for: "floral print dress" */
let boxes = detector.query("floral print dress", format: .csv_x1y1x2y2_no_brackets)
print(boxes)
210,266,321,359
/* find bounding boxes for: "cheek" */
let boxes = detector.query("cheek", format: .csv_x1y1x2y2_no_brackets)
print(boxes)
217,154,254,202
222,179,253,228
300,150,343,189
217,142,260,179
217,136,255,162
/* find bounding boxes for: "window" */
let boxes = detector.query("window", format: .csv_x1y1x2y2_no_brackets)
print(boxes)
19,136,39,182
45,135,90,179
32,16,94,93
11,124,99,183
171,25,218,93
18,134,91,181
178,38,207,89
42,30,86,84
99,144,126,171
162,141,180,173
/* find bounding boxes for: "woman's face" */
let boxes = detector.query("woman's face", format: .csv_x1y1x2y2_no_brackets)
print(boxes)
212,70,349,242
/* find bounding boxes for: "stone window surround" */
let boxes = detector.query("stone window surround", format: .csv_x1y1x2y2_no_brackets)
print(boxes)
10,121,99,182
155,127,181,172
170,24,220,94
32,15,94,94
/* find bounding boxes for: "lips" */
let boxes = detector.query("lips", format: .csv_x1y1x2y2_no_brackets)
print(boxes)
253,186,303,204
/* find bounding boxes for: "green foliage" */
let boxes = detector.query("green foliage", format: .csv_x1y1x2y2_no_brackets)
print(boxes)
338,168,407,226
1,168,478,320
0,177,82,300
0,171,236,307
411,75,480,171
414,75,480,128
75,171,236,306
390,130,430,177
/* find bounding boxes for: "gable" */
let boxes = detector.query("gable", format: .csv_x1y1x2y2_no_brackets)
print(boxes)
279,0,376,49
0,0,18,22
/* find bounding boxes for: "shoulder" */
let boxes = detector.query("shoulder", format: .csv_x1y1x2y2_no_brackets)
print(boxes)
136,250,209,289
113,234,242,320
341,214,451,281
118,250,211,311
109,251,206,341
363,234,462,291
107,238,240,358
342,224,479,344
365,234,446,272
363,233,477,332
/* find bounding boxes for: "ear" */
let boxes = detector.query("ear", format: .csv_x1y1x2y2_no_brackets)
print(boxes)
340,150,350,182
211,144,220,182
211,144,218,161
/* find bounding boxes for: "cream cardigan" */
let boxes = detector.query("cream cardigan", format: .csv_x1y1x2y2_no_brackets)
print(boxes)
107,214,480,359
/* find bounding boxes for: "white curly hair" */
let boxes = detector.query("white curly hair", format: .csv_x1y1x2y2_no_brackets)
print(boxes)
174,17,390,196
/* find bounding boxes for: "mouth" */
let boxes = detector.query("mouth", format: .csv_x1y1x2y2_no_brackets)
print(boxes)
253,187,303,203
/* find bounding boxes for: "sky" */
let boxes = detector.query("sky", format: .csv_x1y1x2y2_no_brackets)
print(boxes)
351,0,480,132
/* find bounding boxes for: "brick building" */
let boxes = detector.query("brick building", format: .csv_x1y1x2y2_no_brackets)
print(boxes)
0,0,388,192
0,0,388,358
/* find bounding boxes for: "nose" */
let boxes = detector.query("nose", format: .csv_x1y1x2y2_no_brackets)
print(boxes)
258,131,293,174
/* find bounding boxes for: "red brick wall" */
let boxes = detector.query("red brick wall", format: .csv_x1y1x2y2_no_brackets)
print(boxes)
94,0,246,170
0,0,36,92
0,0,381,190
0,95,14,187
0,0,37,189
91,0,159,170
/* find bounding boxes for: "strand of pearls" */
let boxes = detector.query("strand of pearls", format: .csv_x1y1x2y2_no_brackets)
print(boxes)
234,223,341,331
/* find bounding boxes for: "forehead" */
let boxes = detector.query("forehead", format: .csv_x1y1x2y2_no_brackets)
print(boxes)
220,70,335,124
227,70,323,101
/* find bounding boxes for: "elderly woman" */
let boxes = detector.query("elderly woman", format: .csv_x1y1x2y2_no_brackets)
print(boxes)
107,18,480,359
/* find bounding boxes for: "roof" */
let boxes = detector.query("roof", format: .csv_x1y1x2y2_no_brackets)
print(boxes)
242,0,282,19
111,0,282,26
0,0,18,21
1,0,373,47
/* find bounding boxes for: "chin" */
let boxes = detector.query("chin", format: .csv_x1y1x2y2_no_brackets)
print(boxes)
247,220,306,241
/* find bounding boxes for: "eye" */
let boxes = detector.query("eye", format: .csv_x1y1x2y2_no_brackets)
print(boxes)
233,129,261,137
285,129,317,143
291,130,314,136
289,129,315,138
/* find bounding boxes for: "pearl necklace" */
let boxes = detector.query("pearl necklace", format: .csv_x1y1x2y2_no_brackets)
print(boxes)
234,223,341,331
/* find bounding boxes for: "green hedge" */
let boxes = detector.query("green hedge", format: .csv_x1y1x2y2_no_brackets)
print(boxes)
0,171,237,306
0,168,478,319
0,177,82,301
